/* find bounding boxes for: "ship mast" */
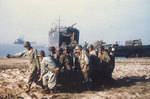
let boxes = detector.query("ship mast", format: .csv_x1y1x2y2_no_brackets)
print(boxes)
58,16,62,32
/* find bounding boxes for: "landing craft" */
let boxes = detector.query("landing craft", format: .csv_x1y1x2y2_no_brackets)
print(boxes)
112,39,150,57
48,23,79,49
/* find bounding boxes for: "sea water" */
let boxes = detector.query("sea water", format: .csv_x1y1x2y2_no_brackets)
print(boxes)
0,43,49,56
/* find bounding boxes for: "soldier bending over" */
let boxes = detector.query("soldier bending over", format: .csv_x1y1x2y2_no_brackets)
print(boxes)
38,50,58,94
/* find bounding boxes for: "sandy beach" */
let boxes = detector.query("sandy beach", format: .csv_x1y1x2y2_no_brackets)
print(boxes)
0,57,150,99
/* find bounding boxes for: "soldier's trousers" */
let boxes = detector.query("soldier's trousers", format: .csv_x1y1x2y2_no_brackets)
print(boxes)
82,71,91,89
82,72,90,82
27,68,37,86
42,72,57,89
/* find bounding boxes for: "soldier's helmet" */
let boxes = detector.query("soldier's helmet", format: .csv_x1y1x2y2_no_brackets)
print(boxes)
56,47,63,53
24,41,31,47
87,44,93,49
49,46,55,51
75,45,82,50
108,46,112,50
63,46,70,51
99,46,104,51
37,50,45,57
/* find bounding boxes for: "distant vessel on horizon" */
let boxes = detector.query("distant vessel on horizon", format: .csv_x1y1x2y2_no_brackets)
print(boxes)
13,37,24,44
13,37,36,45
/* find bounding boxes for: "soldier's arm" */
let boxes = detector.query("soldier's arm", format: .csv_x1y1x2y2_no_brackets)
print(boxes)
105,52,111,63
93,50,97,56
64,55,70,66
40,62,46,77
83,51,90,66
48,56,57,67
49,58,59,73
34,49,40,69
82,52,90,73
8,50,26,58
59,55,65,68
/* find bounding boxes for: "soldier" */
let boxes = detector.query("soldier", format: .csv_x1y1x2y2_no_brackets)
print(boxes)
60,42,67,50
87,44,98,70
98,46,110,64
38,50,58,94
49,46,59,66
87,44,100,85
106,47,115,80
63,46,73,72
7,41,40,93
113,41,119,47
98,46,111,83
63,47,74,84
56,47,64,58
75,45,91,89
56,47,65,69
56,47,74,89
49,47,66,85
56,47,73,72
87,44,97,56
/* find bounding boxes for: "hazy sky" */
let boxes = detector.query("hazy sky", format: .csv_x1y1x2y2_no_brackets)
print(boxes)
0,0,150,45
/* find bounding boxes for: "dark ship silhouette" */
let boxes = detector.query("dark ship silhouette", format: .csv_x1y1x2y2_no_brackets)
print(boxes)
48,23,79,48
112,39,150,57
14,37,24,44
14,37,36,45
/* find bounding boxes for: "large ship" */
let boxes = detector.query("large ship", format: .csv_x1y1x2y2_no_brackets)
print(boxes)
48,23,79,48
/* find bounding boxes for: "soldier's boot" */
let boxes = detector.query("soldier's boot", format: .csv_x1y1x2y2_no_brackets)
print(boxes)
86,81,92,90
108,73,115,82
50,89,54,94
107,72,114,81
25,84,31,93
42,87,50,94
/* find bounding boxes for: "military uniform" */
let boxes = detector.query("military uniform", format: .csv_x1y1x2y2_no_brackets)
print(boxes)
40,56,57,90
98,50,111,81
58,53,65,68
87,44,97,56
107,51,115,79
87,44,97,73
88,50,101,84
89,49,98,70
98,51,110,63
58,52,73,79
7,41,40,92
9,48,40,85
49,46,59,67
76,49,91,83
49,53,59,67
64,53,73,71
89,50,97,56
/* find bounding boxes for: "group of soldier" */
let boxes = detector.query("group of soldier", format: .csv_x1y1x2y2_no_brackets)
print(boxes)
7,41,115,94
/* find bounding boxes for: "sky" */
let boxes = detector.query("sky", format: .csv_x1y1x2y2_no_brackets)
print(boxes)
0,0,150,45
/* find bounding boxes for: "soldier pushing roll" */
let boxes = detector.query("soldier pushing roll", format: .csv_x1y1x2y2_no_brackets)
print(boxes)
74,45,92,89
38,50,58,94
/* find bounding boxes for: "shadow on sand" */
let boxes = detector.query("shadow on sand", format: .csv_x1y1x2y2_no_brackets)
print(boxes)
55,75,150,93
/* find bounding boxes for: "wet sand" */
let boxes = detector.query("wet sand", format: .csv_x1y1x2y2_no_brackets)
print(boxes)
0,57,150,99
